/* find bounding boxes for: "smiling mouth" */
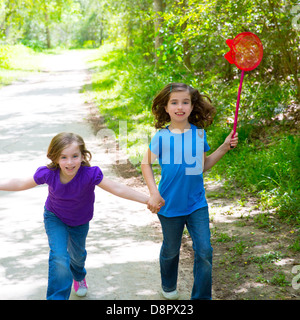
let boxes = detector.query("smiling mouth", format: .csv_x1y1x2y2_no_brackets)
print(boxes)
175,112,185,115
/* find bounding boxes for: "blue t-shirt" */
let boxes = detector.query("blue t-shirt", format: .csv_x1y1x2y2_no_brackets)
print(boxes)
149,124,210,217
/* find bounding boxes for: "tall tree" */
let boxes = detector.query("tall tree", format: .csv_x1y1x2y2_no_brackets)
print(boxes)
153,0,164,66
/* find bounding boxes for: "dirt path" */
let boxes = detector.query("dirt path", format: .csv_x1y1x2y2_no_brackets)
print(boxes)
0,50,194,300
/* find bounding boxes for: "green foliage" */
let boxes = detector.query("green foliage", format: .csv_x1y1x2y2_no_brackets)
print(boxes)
249,251,284,264
0,0,108,49
208,129,299,223
1,1,300,102
215,232,234,243
1,1,299,224
0,45,11,68
288,237,300,252
85,36,299,224
270,272,290,287
0,44,44,86
0,44,35,69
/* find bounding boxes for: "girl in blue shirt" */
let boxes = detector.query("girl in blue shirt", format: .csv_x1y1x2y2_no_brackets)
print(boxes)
141,83,238,300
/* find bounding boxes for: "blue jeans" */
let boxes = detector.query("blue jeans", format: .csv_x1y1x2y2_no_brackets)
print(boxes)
158,207,212,300
43,208,89,300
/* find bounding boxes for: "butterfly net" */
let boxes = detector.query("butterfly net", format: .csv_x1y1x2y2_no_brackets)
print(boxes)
231,33,263,71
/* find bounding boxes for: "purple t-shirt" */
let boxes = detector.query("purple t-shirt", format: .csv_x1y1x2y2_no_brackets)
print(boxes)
34,165,104,226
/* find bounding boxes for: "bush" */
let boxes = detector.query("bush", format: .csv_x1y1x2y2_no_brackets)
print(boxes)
208,130,299,223
0,44,37,69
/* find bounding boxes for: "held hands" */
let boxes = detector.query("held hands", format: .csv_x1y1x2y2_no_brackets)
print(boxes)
147,192,165,214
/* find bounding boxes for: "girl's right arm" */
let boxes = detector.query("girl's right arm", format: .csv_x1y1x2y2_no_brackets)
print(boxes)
141,148,165,214
0,177,38,191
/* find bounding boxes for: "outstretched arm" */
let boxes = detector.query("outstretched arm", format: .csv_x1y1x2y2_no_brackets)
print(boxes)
0,177,38,191
141,148,165,214
203,130,238,172
97,177,149,205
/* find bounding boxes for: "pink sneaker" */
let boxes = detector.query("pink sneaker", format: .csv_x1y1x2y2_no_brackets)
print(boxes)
74,278,88,297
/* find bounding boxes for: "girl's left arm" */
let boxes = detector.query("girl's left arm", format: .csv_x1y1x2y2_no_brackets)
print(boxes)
203,130,238,172
97,177,149,205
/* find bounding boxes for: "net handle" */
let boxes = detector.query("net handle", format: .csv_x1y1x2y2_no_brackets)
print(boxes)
231,70,245,148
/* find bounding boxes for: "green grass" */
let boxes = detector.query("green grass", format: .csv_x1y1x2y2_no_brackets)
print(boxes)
249,251,284,264
0,44,45,87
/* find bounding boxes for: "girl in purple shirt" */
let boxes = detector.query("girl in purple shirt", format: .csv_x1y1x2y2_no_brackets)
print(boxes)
0,132,150,300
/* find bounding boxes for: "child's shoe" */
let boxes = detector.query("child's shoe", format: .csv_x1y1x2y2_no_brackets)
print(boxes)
74,278,88,297
161,289,179,300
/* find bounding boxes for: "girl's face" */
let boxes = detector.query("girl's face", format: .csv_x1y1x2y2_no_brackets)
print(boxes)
57,142,83,181
165,90,193,125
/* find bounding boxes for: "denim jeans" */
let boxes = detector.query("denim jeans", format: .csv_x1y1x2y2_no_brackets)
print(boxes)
43,208,89,300
158,206,212,300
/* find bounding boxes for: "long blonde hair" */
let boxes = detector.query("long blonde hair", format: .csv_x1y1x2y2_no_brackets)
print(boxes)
47,132,92,170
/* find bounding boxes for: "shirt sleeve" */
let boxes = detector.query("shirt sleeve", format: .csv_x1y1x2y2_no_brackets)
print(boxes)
33,167,49,184
33,166,51,185
204,130,210,152
92,166,104,185
149,129,162,156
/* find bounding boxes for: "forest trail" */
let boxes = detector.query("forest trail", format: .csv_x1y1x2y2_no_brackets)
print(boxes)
0,50,298,300
0,50,195,300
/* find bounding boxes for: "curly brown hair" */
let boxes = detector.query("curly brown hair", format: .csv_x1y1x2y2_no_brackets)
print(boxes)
152,83,216,129
47,132,92,170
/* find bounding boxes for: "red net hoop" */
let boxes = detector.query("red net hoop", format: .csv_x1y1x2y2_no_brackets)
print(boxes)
224,32,263,71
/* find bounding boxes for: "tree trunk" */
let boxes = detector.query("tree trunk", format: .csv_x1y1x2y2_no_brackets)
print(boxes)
153,0,164,66
296,79,300,102
180,0,192,71
99,18,103,46
44,2,51,48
